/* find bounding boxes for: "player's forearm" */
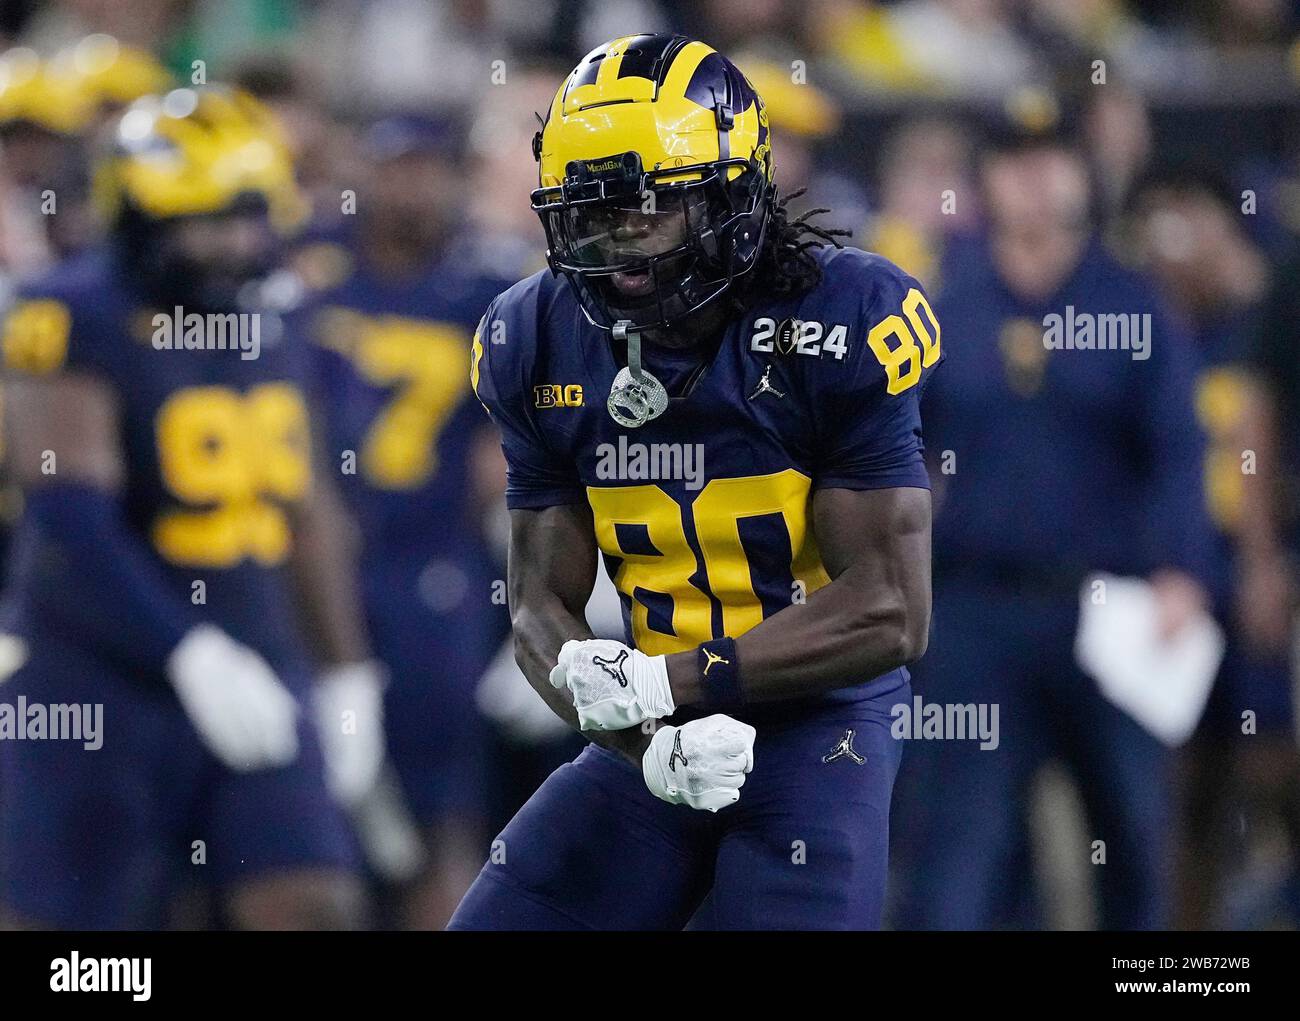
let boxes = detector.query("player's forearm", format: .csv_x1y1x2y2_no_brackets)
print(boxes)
511,596,652,762
287,482,371,667
744,579,928,697
510,592,592,724
667,571,929,704
509,504,654,763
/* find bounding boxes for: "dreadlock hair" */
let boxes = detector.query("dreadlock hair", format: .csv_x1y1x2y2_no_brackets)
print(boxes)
750,187,852,300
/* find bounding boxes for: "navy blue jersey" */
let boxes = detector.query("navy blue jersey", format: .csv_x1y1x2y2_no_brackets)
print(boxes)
304,246,515,824
308,248,513,562
0,249,315,678
472,246,939,711
924,237,1211,588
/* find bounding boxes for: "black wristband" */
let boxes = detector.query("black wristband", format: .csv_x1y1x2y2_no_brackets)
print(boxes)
697,637,743,708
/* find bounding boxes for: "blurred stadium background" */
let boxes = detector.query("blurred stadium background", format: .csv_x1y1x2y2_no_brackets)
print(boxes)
0,0,1298,930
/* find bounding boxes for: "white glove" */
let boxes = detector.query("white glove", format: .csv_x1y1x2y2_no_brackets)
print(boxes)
314,660,387,807
642,714,756,812
548,638,674,731
167,625,300,772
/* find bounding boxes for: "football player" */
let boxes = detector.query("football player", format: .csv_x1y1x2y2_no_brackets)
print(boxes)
0,87,380,929
0,47,97,269
450,33,939,930
307,113,516,927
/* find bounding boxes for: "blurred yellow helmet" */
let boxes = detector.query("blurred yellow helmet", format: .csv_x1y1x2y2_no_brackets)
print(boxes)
0,47,93,135
95,86,306,232
735,57,840,140
531,33,775,331
51,34,172,108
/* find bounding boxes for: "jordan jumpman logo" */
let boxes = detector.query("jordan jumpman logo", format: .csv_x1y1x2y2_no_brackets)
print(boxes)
592,648,630,687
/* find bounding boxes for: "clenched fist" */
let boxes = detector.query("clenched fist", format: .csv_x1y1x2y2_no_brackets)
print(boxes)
642,715,756,812
548,638,676,730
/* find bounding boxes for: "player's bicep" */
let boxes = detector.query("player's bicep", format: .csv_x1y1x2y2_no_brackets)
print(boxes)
812,486,932,655
3,373,124,490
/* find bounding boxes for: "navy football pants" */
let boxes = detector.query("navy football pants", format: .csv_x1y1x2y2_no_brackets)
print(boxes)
0,638,357,929
449,684,908,930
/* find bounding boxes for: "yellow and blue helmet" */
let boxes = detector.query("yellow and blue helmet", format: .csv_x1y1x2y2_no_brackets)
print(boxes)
96,86,305,311
95,85,305,232
532,34,775,331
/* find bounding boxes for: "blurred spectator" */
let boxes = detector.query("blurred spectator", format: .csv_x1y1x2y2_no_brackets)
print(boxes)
867,115,978,290
884,0,1038,98
15,0,180,54
1202,0,1297,46
464,56,565,281
1129,170,1298,928
734,54,871,228
308,0,666,116
893,126,1213,930
1084,85,1154,227
231,52,357,239
808,0,936,93
670,0,812,58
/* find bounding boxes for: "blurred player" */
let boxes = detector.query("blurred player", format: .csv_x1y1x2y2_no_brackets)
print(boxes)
0,87,382,930
307,114,515,928
451,34,938,930
1130,171,1300,927
892,123,1212,930
0,47,95,274
0,37,168,279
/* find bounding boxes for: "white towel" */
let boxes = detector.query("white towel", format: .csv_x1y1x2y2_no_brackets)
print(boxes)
1074,573,1224,747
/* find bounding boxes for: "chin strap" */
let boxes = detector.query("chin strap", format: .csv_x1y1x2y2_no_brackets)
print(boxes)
607,320,669,428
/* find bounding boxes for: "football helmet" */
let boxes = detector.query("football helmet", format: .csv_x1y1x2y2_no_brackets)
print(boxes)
96,86,303,230
95,86,306,311
532,34,774,333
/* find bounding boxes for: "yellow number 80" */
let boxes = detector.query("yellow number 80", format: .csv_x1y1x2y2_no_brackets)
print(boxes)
866,287,941,395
